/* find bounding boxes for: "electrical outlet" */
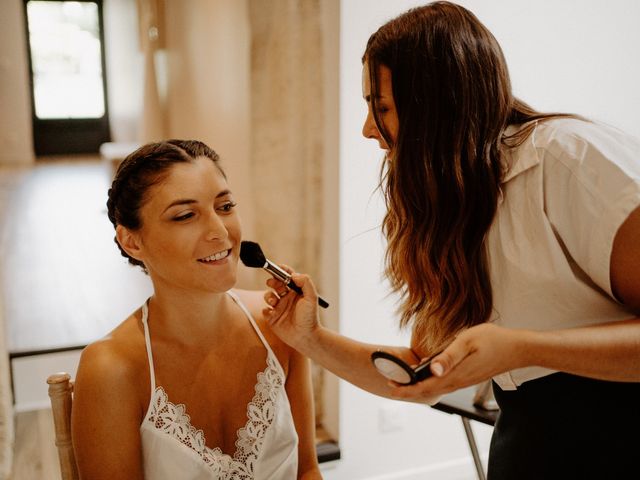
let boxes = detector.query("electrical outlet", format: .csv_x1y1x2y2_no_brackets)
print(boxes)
378,405,404,433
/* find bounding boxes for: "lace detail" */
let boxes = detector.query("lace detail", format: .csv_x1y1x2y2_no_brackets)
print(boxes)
146,353,283,478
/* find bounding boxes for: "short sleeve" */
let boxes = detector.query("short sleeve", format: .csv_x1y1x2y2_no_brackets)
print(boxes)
540,120,640,297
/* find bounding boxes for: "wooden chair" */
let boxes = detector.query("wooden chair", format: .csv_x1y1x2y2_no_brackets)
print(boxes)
47,372,79,480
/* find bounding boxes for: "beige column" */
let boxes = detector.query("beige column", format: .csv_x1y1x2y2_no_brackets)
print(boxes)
162,0,256,288
0,0,35,165
249,0,340,439
137,0,167,142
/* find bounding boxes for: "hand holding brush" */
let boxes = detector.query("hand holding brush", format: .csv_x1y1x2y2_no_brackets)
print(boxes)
239,241,329,308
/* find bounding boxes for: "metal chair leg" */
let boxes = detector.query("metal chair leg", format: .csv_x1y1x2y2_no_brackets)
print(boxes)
461,417,486,480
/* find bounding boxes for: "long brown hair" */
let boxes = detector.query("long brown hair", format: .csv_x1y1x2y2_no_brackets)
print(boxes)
364,1,572,353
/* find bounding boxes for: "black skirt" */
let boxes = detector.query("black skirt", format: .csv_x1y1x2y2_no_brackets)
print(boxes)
488,372,640,480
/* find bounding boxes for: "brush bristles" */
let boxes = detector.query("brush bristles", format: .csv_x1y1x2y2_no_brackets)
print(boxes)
240,241,267,268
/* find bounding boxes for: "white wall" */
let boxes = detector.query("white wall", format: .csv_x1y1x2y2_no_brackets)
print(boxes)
331,1,640,479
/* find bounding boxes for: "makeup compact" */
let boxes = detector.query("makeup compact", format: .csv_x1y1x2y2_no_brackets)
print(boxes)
371,351,435,385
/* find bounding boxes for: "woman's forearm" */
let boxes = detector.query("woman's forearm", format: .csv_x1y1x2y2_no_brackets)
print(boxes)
296,325,416,398
519,317,640,382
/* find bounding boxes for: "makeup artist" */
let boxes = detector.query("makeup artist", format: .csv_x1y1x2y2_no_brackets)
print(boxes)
263,2,640,479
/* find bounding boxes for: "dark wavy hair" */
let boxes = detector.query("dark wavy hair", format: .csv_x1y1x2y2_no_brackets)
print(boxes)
364,1,573,352
106,139,223,271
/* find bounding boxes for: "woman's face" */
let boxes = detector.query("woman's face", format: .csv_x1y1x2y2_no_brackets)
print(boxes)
130,156,241,294
362,62,398,151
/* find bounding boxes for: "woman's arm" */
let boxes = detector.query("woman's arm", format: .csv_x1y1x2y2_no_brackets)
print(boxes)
268,206,640,405
284,346,323,479
611,205,640,311
72,340,145,479
264,276,428,400
389,206,640,401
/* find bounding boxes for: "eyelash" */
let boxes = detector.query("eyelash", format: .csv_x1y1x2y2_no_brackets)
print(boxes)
173,212,194,222
172,202,237,222
217,201,237,213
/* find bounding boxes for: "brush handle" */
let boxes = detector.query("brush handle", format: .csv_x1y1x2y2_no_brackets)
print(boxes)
284,279,329,308
265,261,329,308
318,296,330,309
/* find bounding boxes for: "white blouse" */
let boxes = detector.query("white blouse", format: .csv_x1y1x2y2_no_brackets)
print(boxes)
488,118,640,390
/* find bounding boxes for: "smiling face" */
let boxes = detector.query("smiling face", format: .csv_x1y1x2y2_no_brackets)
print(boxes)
118,156,241,294
362,61,398,151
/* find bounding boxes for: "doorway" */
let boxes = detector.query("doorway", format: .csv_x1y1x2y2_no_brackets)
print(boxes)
24,0,110,155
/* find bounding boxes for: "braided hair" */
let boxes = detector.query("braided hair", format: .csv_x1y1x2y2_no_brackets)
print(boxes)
106,140,223,271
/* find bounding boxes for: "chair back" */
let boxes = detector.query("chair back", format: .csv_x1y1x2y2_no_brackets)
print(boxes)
47,372,79,480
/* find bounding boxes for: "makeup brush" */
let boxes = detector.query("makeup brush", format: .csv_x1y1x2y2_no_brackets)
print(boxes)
240,240,329,308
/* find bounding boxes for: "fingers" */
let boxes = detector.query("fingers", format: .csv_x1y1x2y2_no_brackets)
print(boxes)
265,268,318,302
290,272,319,301
386,337,472,402
262,282,297,326
266,277,284,290
263,290,281,308
387,380,447,405
429,334,471,378
265,278,289,299
263,288,291,311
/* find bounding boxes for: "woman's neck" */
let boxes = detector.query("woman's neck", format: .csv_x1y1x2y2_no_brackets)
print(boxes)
145,288,236,347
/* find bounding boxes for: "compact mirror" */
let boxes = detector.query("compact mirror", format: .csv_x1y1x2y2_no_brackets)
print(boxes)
371,351,434,385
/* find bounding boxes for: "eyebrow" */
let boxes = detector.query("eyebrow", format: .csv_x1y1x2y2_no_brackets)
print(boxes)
162,189,232,213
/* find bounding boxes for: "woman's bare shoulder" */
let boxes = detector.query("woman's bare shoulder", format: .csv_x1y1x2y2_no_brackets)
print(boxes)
76,311,148,389
72,312,149,477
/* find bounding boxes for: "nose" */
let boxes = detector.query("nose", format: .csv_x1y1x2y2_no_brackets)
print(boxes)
205,211,228,241
362,109,381,141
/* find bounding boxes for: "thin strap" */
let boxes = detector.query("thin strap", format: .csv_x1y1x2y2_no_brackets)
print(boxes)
141,299,156,394
226,290,284,376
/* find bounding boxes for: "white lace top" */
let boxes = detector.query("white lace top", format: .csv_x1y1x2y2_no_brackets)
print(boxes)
139,291,299,479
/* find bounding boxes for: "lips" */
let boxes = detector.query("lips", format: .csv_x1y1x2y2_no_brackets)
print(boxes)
198,249,231,263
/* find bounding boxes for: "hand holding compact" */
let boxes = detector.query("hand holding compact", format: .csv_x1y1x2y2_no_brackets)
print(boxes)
387,323,523,402
371,351,436,385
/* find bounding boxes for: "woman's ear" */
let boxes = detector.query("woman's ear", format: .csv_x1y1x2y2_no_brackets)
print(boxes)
115,225,144,261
